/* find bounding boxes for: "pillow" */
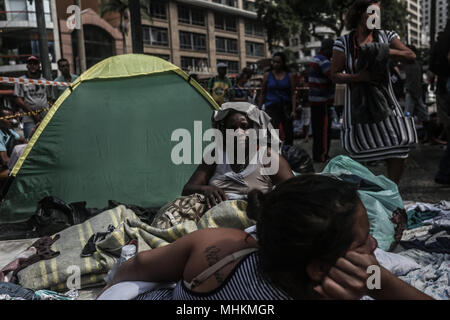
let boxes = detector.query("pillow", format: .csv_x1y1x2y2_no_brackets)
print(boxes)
374,248,420,276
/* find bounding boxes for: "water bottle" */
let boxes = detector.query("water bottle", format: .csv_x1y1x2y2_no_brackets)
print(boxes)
104,244,137,284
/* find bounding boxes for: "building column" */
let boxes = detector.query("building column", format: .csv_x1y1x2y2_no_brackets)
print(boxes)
238,17,246,71
50,0,61,65
168,1,180,66
207,10,216,71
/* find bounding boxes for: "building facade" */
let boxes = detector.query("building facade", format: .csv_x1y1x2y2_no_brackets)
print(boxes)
421,0,449,47
405,0,422,48
135,0,269,77
0,0,58,76
288,26,336,65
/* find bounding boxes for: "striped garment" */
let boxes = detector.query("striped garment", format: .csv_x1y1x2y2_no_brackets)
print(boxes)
308,54,335,106
135,252,292,300
333,30,417,161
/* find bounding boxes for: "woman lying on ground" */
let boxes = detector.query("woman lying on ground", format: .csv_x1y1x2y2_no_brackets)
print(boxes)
182,102,294,208
98,175,432,300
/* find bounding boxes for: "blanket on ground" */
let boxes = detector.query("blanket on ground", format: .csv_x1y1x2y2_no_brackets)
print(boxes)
17,200,254,291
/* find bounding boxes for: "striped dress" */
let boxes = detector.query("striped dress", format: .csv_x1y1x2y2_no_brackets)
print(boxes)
135,252,292,300
333,30,418,161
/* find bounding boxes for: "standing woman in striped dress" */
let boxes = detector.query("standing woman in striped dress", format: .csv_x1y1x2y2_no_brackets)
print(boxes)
331,0,417,184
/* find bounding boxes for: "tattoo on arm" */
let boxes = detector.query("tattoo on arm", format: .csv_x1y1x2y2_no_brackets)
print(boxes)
204,246,225,284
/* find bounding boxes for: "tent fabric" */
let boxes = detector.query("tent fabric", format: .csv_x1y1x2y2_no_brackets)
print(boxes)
1,54,218,223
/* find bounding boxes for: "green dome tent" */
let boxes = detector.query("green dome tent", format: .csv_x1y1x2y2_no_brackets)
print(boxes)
0,54,218,223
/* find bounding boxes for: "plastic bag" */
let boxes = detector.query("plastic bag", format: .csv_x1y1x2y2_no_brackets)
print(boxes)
322,156,404,251
281,144,315,174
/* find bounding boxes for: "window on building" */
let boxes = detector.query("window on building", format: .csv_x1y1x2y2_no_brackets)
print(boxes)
151,54,170,61
178,5,205,26
217,59,239,74
213,0,237,7
180,56,208,72
179,31,207,51
245,20,264,36
245,41,265,57
244,1,257,12
216,37,238,54
143,26,169,46
0,0,5,20
215,13,237,32
7,0,51,23
149,0,167,19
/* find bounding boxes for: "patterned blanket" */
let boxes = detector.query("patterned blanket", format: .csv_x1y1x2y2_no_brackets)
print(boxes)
17,200,254,291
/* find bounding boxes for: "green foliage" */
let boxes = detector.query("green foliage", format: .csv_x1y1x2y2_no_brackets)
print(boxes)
99,0,150,28
255,0,408,48
255,0,302,51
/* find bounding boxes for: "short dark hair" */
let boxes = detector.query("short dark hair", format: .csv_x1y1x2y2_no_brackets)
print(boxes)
272,52,290,72
57,58,69,67
247,175,360,299
345,0,380,30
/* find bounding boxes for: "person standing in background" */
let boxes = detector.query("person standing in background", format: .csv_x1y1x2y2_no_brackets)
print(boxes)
402,46,430,142
53,59,78,100
231,73,251,102
430,22,450,185
208,63,233,106
258,52,297,146
14,56,52,140
309,39,335,162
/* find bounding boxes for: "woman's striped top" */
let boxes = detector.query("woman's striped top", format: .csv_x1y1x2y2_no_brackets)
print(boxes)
135,252,292,300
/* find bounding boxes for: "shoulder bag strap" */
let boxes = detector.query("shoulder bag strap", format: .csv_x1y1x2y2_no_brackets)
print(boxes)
184,247,258,290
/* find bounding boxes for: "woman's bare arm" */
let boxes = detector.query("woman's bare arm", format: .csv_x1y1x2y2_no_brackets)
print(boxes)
370,266,433,300
182,161,228,208
330,50,369,84
389,38,416,64
264,148,294,185
182,162,216,196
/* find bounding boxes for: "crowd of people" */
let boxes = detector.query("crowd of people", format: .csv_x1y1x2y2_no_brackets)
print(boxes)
0,56,78,177
200,0,449,188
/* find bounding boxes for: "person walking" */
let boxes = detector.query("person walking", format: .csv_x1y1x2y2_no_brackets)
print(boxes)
309,39,336,162
330,0,417,185
258,52,297,146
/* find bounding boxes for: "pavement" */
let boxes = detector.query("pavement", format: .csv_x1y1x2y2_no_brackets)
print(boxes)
295,137,449,203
